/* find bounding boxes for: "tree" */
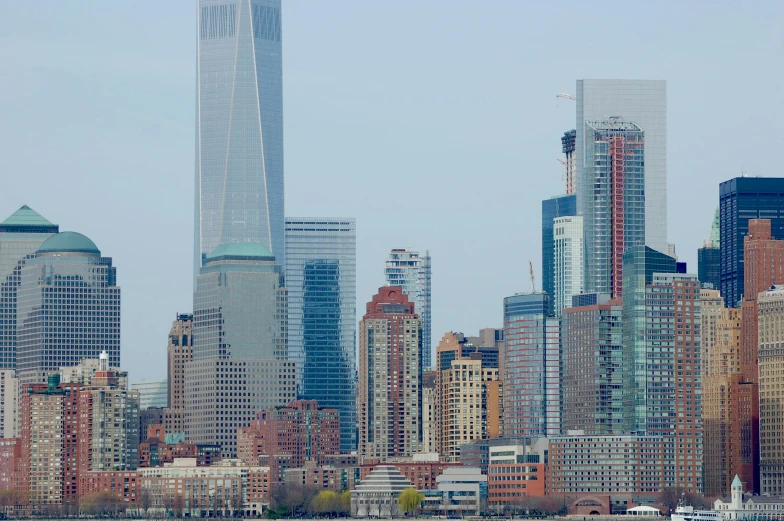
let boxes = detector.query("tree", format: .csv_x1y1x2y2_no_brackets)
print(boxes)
398,488,425,517
658,487,685,514
80,491,123,518
684,492,712,510
171,495,185,518
139,490,152,518
269,484,318,518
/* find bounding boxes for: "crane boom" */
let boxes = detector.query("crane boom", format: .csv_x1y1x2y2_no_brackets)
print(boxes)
529,260,536,293
556,93,576,101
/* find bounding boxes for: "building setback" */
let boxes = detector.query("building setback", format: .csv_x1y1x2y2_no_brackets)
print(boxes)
719,177,784,308
542,194,577,317
165,313,193,436
358,287,422,460
284,218,356,452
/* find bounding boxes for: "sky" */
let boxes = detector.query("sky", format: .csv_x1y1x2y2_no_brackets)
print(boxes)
1,1,783,383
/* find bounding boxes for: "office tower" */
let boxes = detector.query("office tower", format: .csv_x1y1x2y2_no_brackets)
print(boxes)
131,379,168,409
583,119,645,299
384,248,431,370
758,286,784,495
185,243,296,457
0,370,17,437
646,273,702,493
561,297,623,435
421,370,437,453
16,231,120,386
284,218,356,452
358,287,421,460
166,313,193,436
435,333,501,461
502,293,559,437
698,246,721,289
576,79,667,253
733,219,784,493
719,177,784,307
194,0,284,278
553,215,584,315
467,328,504,349
542,194,577,316
621,246,677,434
0,205,59,370
561,129,576,195
701,289,742,496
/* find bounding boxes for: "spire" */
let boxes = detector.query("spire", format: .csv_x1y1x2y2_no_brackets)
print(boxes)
709,207,720,247
0,205,58,231
732,475,742,489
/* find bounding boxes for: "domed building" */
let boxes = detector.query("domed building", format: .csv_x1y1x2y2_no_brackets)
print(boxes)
16,231,120,386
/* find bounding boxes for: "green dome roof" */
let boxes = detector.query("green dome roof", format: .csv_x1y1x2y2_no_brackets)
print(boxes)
206,242,275,262
37,232,100,255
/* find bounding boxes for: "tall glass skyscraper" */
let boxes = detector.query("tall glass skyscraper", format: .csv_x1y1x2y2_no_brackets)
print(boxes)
541,194,576,316
583,119,646,299
16,232,120,386
385,249,432,370
0,205,59,370
284,218,356,452
194,0,284,279
576,80,667,253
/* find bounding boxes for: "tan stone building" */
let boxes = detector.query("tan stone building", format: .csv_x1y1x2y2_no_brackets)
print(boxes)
165,313,192,435
758,286,784,496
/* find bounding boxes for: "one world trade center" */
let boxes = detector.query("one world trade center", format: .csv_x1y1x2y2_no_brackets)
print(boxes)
195,0,284,277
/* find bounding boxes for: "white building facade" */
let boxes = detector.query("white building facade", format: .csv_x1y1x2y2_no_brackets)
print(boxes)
553,215,584,315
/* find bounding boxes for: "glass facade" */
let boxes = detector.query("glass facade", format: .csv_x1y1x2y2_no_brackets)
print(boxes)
541,194,576,317
384,249,432,370
0,205,59,370
186,243,295,457
698,246,721,290
576,79,667,254
194,0,285,280
502,293,559,437
16,233,120,386
719,177,784,307
552,215,583,316
131,379,168,409
583,120,645,299
621,246,676,434
284,218,356,452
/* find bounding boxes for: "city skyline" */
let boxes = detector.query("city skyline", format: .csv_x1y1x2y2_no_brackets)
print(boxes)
1,2,782,386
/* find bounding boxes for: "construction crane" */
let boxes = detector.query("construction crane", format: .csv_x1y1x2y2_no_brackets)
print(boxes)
529,260,536,293
556,93,576,101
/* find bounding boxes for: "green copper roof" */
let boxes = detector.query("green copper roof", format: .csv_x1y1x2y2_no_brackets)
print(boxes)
206,242,275,262
37,232,100,255
732,475,742,488
0,205,58,231
709,207,720,247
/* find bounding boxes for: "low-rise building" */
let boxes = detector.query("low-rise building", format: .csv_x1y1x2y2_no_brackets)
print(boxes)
487,441,548,505
138,458,270,517
284,466,357,491
360,457,460,490
715,475,784,520
435,466,486,516
139,424,220,467
79,471,140,506
351,465,412,518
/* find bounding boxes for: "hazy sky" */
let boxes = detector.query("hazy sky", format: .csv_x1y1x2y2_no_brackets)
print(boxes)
1,1,782,383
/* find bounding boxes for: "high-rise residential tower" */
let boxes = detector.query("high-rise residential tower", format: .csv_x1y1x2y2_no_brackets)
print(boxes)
576,79,667,253
194,0,284,278
501,293,560,437
358,287,421,460
0,205,59,370
384,248,431,370
285,218,356,452
552,215,584,315
16,232,120,386
541,194,576,317
758,285,784,496
184,243,296,457
0,370,17,438
719,177,784,307
583,119,645,299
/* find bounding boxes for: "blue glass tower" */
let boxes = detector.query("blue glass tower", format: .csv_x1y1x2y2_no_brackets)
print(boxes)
541,194,576,316
195,0,284,279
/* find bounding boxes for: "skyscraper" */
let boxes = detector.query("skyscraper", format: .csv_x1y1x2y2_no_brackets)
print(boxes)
552,215,584,315
501,293,560,437
719,177,784,307
16,232,120,386
166,313,193,436
0,205,59,370
583,119,645,299
358,287,421,460
384,249,431,370
561,129,576,195
541,194,576,316
194,0,284,278
185,242,296,457
284,218,356,452
576,79,667,253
